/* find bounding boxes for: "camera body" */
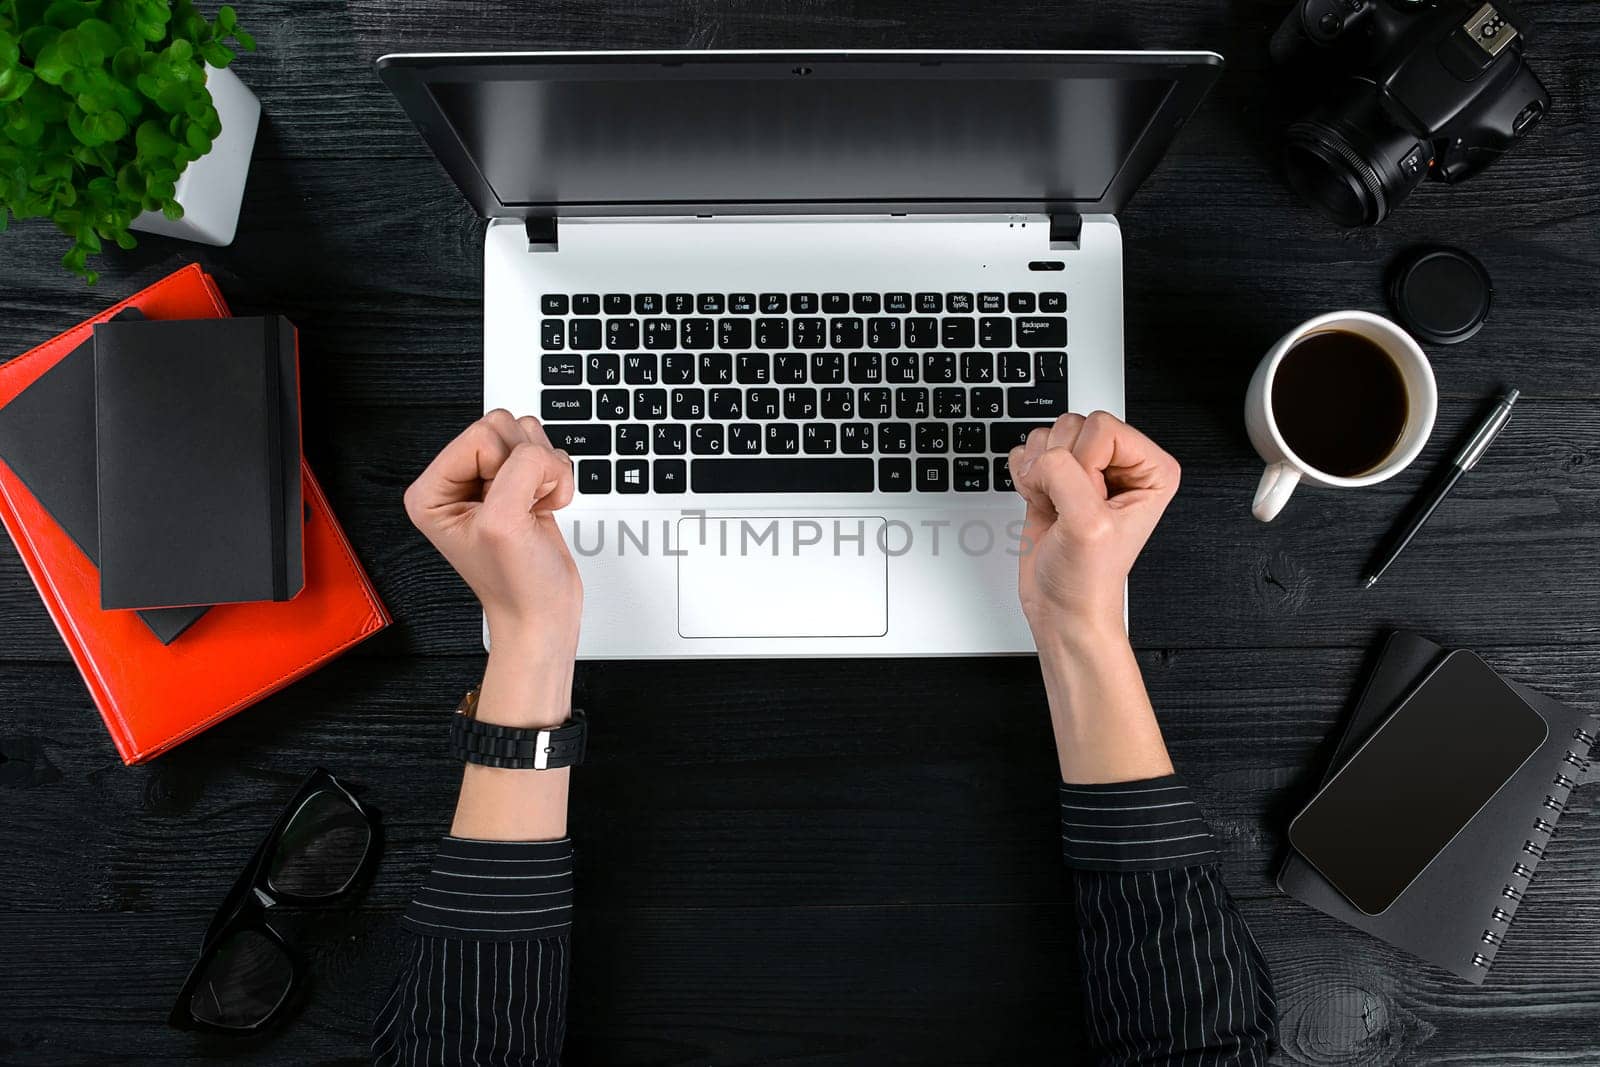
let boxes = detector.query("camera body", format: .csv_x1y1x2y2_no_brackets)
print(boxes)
1271,0,1549,225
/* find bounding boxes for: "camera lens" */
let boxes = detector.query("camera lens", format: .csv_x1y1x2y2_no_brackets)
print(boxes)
1284,92,1430,226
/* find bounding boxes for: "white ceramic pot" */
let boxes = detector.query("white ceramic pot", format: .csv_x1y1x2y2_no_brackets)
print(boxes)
129,65,261,247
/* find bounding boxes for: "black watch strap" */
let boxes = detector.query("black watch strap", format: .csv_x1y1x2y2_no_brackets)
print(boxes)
449,690,586,769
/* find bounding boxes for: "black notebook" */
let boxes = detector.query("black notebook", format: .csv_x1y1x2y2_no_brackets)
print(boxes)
1278,631,1598,983
0,312,206,644
93,316,303,610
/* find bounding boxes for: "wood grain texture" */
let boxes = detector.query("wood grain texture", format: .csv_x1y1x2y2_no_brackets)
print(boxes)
1,0,1598,1063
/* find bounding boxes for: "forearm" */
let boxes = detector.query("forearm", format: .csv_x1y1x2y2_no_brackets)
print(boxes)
1034,619,1174,784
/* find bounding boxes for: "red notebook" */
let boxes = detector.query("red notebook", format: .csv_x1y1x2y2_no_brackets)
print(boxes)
0,264,391,764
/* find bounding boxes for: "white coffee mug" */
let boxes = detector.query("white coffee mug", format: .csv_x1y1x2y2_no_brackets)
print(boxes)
1244,310,1437,522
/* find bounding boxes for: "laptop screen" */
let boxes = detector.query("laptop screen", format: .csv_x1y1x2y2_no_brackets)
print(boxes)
378,53,1223,215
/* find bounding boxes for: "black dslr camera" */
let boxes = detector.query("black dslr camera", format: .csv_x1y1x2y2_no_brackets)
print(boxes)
1271,0,1549,226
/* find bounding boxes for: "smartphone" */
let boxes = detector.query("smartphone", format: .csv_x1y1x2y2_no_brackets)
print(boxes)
1287,650,1548,915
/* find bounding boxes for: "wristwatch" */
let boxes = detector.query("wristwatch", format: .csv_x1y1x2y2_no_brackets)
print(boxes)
448,687,587,769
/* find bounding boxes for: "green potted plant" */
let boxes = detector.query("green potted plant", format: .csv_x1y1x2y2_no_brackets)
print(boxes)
0,0,257,283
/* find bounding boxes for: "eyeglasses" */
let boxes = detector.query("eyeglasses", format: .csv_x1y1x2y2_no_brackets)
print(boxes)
170,769,378,1033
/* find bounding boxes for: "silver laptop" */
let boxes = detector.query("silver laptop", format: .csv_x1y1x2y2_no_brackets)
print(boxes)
377,50,1222,658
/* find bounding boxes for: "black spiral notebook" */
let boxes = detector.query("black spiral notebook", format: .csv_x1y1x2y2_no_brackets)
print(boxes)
1278,630,1598,983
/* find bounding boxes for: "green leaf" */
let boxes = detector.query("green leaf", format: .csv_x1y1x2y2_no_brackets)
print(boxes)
217,5,237,31
32,41,72,84
235,30,255,52
44,1,101,31
134,117,175,157
160,197,181,220
19,25,60,60
74,17,120,59
198,41,231,68
0,67,33,103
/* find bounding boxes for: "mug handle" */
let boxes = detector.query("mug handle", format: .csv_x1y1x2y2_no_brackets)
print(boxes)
1253,463,1301,522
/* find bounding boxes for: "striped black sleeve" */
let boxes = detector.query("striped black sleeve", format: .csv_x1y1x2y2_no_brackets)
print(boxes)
1061,776,1278,1066
372,837,572,1066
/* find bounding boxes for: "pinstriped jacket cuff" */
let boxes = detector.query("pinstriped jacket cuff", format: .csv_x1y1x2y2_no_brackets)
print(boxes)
401,836,575,940
1059,775,1223,871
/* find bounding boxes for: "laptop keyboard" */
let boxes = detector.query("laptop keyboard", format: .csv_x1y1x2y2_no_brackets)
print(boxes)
536,290,1068,495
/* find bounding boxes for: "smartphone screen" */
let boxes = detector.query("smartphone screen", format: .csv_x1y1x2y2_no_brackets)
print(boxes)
1287,650,1548,915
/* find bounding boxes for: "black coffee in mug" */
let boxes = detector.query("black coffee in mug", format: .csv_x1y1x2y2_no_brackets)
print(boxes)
1271,331,1409,477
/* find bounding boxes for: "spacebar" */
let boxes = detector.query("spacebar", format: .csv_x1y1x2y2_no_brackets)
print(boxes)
691,458,875,493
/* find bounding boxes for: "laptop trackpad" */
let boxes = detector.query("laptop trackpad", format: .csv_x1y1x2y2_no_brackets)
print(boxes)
677,516,888,639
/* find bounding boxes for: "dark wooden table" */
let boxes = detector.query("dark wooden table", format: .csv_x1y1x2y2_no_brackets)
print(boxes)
3,2,1597,1063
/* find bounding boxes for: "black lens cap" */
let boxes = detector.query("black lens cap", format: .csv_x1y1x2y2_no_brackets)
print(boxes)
1387,245,1492,345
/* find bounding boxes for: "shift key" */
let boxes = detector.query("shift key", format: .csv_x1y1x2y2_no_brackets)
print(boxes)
1016,316,1067,346
545,424,611,455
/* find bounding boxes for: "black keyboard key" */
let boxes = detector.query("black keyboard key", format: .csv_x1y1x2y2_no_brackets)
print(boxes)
617,458,649,494
710,388,743,420
541,355,581,385
692,457,874,492
635,293,662,314
922,352,956,384
783,387,818,419
917,457,950,492
765,423,799,454
729,292,756,314
849,352,883,384
699,353,733,385
867,317,901,349
821,387,854,419
941,318,975,348
760,293,788,314
858,387,891,418
994,456,1015,492
569,319,602,350
541,294,569,315
970,386,1004,419
802,423,837,454
841,422,874,454
990,421,1051,452
667,293,694,315
793,318,826,349
604,294,631,314
1008,292,1036,313
595,388,629,420
624,353,658,385
823,292,850,314
885,292,912,314
978,292,1005,313
698,293,724,314
541,390,591,420
690,424,725,455
979,317,1013,348
728,423,762,454
810,352,845,384
1008,385,1069,419
718,318,752,349
1036,351,1067,382
999,351,1031,383
671,388,706,419
961,352,994,383
954,457,989,492
1016,317,1068,346
573,294,600,315
885,352,918,383
916,292,943,313
895,387,929,419
879,457,912,492
953,422,987,453
853,292,881,314
643,318,677,350
755,318,789,349
682,319,715,350
541,321,566,350
737,353,771,384
774,353,808,383
830,317,864,349
654,458,687,492
546,424,610,455
946,292,974,313
878,422,911,453
662,353,695,384
578,460,610,494
615,424,649,455
934,387,966,419
654,424,687,455
748,388,780,419
1039,292,1067,312
606,318,640,349
586,353,621,385
916,422,949,453
904,317,938,348
791,293,818,314
634,388,669,420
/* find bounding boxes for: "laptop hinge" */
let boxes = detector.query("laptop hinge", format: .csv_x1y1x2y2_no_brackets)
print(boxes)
1049,213,1083,249
525,216,558,251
